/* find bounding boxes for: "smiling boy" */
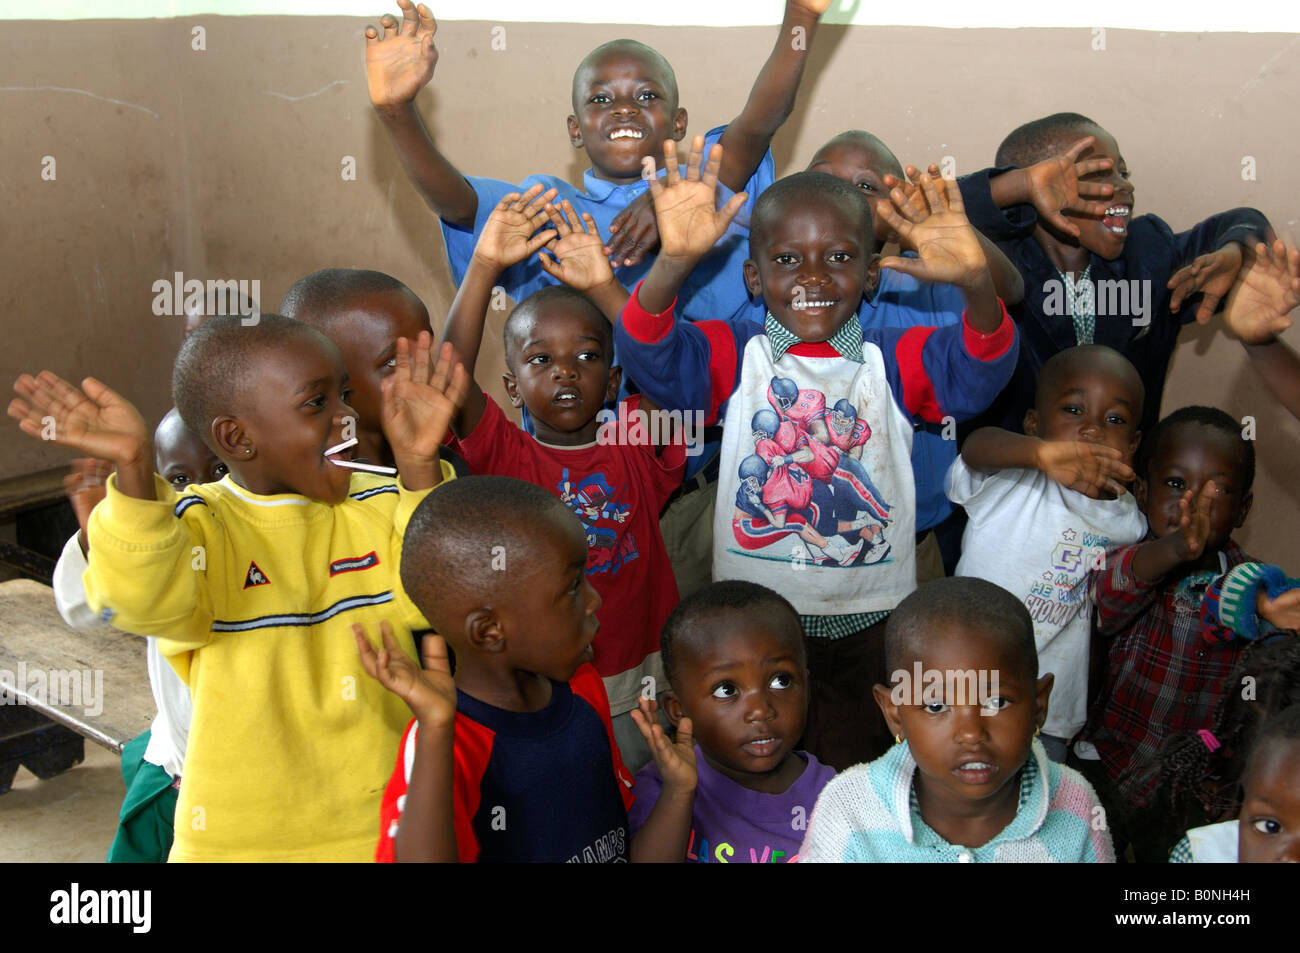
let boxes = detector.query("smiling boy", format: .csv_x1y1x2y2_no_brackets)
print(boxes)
615,138,1018,769
365,0,830,322
9,315,465,861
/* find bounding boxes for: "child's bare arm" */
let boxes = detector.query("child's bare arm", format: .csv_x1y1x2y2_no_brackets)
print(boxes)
380,335,469,490
875,172,1002,332
887,166,1025,304
1131,481,1216,584
629,696,697,863
715,0,828,193
1243,337,1300,421
9,373,154,501
538,200,631,321
962,427,1134,498
637,138,749,315
355,624,458,862
438,186,558,436
987,136,1116,238
366,2,478,227
1221,239,1299,343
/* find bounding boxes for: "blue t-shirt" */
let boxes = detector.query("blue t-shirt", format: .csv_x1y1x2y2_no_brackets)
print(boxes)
728,264,968,531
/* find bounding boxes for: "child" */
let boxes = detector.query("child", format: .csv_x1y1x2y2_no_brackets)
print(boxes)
280,266,469,475
1170,705,1300,862
626,580,835,863
51,409,219,862
1078,406,1289,861
358,475,635,862
9,315,464,861
947,344,1149,762
798,577,1114,862
954,112,1273,434
437,186,685,773
614,137,1018,769
364,0,830,321
804,130,1025,577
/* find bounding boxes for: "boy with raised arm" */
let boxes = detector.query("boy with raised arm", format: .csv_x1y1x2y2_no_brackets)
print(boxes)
364,0,829,322
614,137,1018,769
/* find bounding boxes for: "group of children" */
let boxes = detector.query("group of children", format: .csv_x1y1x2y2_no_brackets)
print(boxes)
8,0,1300,862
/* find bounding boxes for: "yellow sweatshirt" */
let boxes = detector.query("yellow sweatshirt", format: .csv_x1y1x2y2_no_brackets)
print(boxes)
84,468,452,862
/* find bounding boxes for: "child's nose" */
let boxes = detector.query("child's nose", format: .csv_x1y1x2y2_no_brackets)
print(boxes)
952,707,989,742
744,691,777,722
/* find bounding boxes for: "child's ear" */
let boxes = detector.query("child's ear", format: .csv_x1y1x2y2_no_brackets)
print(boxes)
661,690,685,727
464,608,504,654
604,365,623,404
871,683,904,740
672,107,688,141
1033,672,1054,731
863,253,882,301
502,372,524,408
566,115,584,150
1023,408,1040,437
1134,475,1148,511
1127,428,1141,462
212,415,251,461
1235,490,1254,528
743,259,762,299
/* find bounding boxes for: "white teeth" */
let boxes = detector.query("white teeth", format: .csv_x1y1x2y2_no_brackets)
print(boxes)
1105,206,1130,217
959,762,991,770
792,300,834,311
609,128,644,140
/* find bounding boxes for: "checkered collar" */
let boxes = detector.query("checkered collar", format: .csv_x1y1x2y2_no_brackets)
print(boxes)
763,311,865,363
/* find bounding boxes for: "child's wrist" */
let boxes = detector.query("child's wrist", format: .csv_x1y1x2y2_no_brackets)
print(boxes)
373,99,419,120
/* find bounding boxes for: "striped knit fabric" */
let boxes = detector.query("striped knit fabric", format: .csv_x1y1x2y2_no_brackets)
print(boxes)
1169,820,1239,863
798,738,1114,862
1201,562,1297,643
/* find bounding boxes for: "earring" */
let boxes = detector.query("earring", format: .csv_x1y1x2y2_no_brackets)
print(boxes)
245,448,252,455
894,734,902,745
1034,725,1041,737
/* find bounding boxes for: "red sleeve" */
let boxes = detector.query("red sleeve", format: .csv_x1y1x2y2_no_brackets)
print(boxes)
616,395,688,507
962,303,1016,361
375,718,416,863
571,663,635,810
896,326,942,421
1089,542,1160,635
448,394,528,476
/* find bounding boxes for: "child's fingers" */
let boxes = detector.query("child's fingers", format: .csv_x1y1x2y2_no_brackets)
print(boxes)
885,186,925,225
940,176,966,214
675,715,694,751
416,3,436,35
536,249,563,280
642,156,663,198
353,625,380,678
380,13,401,40
420,633,452,676
523,228,558,258
427,339,455,395
700,142,724,191
559,200,582,234
877,255,927,280
716,191,748,232
579,211,600,239
684,134,707,184
1072,156,1113,178
917,171,945,212
1062,135,1098,164
1039,205,1081,238
520,186,558,219
661,139,682,188
629,707,656,743
398,0,419,34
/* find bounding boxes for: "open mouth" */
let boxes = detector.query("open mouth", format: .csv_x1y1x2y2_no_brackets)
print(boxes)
323,437,397,475
1101,205,1131,235
791,298,838,312
953,759,998,784
607,126,645,142
743,737,781,757
553,389,583,407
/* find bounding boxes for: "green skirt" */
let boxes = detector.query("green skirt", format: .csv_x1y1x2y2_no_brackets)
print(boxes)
105,731,178,863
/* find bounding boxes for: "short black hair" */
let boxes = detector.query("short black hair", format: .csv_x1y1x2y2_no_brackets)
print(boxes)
749,171,874,260
400,475,577,636
660,580,804,686
810,130,904,180
1136,405,1255,493
503,285,613,372
886,577,1038,683
996,112,1101,169
571,39,678,111
172,313,330,453
1034,344,1145,421
280,269,423,327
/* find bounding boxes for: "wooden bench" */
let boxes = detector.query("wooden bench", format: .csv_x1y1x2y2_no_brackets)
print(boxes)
0,467,70,584
0,578,154,792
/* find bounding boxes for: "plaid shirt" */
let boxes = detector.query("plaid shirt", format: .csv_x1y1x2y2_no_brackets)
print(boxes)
1082,540,1250,807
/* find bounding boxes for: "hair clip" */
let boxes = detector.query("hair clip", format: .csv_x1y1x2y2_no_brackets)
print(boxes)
1198,729,1221,753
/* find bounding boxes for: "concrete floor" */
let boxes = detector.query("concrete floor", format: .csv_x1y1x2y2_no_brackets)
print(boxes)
0,742,121,862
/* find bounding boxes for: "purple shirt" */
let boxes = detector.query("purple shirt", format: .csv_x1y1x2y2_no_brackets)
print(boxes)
628,746,835,863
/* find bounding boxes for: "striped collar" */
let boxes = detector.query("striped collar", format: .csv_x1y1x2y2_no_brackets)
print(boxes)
764,311,865,364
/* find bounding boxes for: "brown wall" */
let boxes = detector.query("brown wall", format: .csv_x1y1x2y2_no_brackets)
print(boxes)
3,18,1297,561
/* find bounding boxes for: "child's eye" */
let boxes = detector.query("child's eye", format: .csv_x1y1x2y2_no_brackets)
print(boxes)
578,350,602,362
590,94,611,105
827,251,853,263
1106,414,1126,425
341,388,353,404
213,463,229,478
856,181,875,193
922,701,949,714
769,672,793,690
774,253,798,265
1163,477,1186,490
711,682,737,699
568,575,584,595
982,696,1010,712
1251,818,1282,835
382,356,397,370
305,395,326,409
526,354,550,366
637,90,658,101
169,474,192,488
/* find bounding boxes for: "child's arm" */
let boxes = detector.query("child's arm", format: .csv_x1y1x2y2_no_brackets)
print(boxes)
437,185,559,436
983,136,1116,238
355,623,458,863
365,2,477,227
628,697,698,863
538,200,630,321
874,172,1003,332
380,333,469,490
886,165,1025,304
64,457,112,556
960,427,1134,499
604,1,827,268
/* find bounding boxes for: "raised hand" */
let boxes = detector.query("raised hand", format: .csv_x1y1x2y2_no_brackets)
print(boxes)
631,695,697,793
1021,136,1116,238
354,622,457,726
605,191,661,268
644,136,748,264
472,185,559,271
1168,244,1245,324
537,200,617,292
1033,440,1134,498
876,172,987,290
10,372,150,468
1220,240,1300,344
1170,481,1217,563
365,1,440,108
381,335,469,473
1258,588,1300,632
